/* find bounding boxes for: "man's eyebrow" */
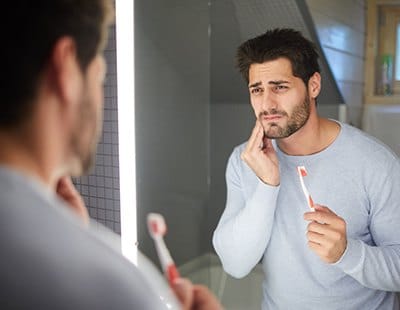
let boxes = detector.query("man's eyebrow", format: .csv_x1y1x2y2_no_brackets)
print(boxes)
248,80,290,88
268,80,290,85
248,81,262,89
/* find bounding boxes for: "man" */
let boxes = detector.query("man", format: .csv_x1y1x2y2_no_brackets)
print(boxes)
0,1,221,309
213,28,400,309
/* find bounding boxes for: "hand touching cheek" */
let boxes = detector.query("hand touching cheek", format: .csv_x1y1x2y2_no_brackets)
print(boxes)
240,121,280,186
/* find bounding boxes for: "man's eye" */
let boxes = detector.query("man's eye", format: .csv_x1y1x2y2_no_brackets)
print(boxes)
274,85,288,92
251,88,262,94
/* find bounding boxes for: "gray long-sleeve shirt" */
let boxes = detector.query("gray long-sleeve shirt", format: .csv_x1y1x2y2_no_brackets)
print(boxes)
213,122,400,309
0,166,177,309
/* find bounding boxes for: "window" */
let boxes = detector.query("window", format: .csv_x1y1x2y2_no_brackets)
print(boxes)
377,5,400,94
365,0,400,104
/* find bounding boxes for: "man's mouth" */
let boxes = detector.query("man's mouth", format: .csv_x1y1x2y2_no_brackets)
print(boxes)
262,114,282,121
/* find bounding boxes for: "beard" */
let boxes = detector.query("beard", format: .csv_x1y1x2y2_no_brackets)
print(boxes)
260,94,311,139
69,90,102,176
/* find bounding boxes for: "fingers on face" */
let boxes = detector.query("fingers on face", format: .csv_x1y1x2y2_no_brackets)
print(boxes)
241,122,265,161
263,135,272,147
56,176,75,193
248,121,263,144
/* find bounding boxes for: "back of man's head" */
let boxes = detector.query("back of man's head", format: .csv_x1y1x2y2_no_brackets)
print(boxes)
1,0,113,130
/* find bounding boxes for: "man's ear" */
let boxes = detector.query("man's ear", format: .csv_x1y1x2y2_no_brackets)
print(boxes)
308,72,321,99
47,36,82,106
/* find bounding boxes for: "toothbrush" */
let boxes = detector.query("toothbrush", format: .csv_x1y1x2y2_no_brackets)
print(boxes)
296,166,315,210
147,213,180,286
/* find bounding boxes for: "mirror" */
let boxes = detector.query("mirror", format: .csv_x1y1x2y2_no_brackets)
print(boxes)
78,0,370,308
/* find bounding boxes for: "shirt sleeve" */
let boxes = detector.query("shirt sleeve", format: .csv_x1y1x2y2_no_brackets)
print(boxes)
212,147,279,278
333,156,400,291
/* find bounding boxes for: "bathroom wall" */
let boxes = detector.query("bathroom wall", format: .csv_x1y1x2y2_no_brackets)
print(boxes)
306,0,366,127
134,0,210,266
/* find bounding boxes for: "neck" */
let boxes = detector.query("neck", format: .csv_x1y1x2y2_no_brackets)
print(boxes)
0,102,71,190
277,114,340,156
0,130,52,187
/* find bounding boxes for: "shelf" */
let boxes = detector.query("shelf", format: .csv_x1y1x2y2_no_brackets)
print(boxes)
365,95,400,105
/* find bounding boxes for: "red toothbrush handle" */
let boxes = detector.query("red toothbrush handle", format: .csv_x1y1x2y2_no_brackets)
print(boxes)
309,195,314,208
166,264,180,286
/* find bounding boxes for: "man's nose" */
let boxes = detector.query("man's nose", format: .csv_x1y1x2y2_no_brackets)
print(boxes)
261,91,277,112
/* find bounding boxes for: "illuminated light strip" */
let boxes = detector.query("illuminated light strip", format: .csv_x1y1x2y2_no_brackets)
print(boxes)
115,0,137,264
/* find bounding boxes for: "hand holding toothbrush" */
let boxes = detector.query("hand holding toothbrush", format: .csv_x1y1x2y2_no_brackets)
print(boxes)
172,278,223,310
304,205,348,264
297,166,347,263
147,213,223,310
147,213,180,286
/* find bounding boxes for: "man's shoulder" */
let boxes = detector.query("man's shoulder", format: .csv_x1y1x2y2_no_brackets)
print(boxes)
0,168,164,309
341,123,399,162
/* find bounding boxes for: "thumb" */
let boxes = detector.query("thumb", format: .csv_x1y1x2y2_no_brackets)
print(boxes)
313,204,324,211
313,204,331,213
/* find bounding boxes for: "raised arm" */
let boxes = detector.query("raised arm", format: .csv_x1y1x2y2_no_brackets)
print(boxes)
213,146,280,278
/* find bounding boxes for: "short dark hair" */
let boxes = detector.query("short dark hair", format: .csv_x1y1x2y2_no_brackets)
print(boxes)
1,0,114,129
236,28,320,85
